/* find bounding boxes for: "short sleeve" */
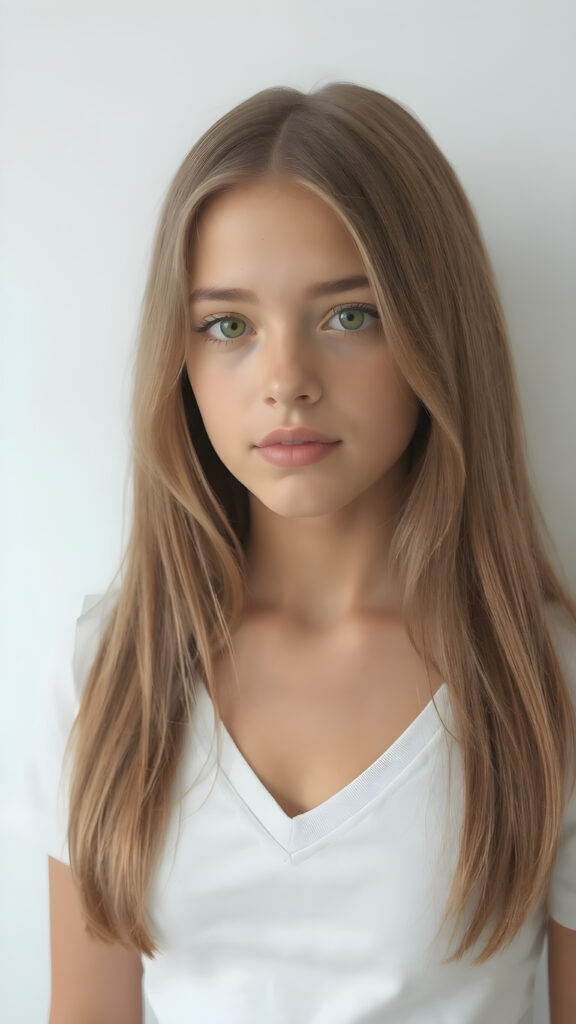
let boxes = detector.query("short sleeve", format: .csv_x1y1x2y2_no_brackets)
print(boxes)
0,591,116,865
546,602,576,930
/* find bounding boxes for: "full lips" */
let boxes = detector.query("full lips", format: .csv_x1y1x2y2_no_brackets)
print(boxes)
255,441,341,467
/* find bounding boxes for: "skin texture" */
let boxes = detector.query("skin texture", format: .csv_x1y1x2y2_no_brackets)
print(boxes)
547,915,576,1023
185,174,447,823
48,855,143,1023
185,175,421,632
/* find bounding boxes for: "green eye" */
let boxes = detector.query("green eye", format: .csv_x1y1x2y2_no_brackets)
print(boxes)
330,305,378,331
193,314,248,345
193,302,380,346
211,316,246,341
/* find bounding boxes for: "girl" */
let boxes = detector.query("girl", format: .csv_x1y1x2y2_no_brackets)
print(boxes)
11,82,576,1022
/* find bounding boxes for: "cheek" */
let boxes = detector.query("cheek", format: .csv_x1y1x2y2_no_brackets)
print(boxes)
389,377,421,436
186,361,240,447
344,361,420,436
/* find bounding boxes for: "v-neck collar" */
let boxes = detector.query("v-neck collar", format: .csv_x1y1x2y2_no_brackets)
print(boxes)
191,678,450,855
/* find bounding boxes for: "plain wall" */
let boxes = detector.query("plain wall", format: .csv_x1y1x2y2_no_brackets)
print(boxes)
1,1,574,1021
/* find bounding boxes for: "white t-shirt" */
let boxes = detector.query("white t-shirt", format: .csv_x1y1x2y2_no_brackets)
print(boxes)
3,591,576,1024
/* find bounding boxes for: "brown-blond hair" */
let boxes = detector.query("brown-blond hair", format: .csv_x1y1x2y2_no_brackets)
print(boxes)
64,81,576,965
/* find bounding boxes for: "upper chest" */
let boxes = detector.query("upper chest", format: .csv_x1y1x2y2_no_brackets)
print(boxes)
210,616,444,818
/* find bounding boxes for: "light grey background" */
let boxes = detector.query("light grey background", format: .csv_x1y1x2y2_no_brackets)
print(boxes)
1,1,574,1021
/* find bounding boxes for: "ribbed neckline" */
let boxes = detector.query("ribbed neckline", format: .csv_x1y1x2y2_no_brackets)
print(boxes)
191,679,450,856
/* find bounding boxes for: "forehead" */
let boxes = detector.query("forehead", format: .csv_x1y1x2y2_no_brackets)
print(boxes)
190,177,363,278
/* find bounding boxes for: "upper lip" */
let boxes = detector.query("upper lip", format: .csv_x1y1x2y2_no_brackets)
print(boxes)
255,427,339,447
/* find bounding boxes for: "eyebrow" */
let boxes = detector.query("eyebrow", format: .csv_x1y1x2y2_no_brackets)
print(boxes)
189,274,371,304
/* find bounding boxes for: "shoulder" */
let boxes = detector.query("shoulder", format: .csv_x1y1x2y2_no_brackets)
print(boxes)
71,589,119,702
0,589,117,860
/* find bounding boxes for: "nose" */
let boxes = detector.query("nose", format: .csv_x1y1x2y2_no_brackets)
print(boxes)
260,330,323,407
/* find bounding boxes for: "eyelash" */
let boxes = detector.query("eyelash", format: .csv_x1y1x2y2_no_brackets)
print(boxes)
192,302,380,347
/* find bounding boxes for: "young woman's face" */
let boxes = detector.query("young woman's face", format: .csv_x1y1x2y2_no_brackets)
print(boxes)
185,176,420,521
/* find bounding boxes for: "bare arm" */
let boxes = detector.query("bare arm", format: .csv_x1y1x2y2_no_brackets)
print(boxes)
548,915,576,1024
48,855,143,1024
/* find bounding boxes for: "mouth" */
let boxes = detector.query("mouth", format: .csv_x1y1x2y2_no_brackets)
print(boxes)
254,440,341,467
257,441,336,447
255,428,339,446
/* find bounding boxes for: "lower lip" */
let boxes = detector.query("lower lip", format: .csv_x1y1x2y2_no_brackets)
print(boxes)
255,441,341,467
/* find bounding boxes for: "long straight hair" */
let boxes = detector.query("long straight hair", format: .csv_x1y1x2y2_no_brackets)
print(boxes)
64,81,576,965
